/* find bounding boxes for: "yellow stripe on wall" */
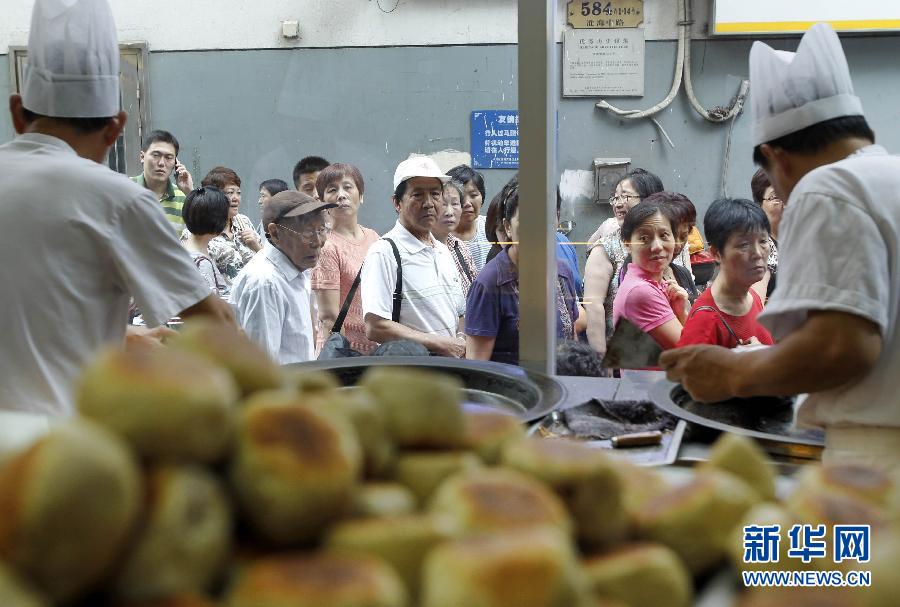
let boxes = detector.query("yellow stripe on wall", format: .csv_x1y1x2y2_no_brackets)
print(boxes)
716,19,900,34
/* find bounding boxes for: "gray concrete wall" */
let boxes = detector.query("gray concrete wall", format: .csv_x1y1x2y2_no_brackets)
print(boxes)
3,37,899,271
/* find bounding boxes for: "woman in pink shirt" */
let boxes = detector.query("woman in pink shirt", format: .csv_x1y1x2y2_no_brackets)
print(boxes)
612,198,690,349
312,163,380,354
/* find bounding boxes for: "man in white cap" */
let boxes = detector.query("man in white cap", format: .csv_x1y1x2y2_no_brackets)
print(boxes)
360,157,466,356
661,24,900,471
0,0,234,417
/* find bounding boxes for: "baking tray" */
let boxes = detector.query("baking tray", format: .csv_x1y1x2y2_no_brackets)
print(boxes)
648,378,824,459
287,357,566,423
528,410,687,467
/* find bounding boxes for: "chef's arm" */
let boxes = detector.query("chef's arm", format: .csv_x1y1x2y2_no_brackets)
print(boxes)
180,294,237,326
730,310,882,397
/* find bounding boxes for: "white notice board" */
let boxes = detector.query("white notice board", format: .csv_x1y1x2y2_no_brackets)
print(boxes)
712,0,900,35
563,29,645,97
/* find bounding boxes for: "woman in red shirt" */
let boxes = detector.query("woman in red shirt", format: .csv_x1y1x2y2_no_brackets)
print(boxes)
678,198,774,348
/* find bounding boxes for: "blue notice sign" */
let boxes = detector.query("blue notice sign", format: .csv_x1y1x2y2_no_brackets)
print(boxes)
471,110,519,169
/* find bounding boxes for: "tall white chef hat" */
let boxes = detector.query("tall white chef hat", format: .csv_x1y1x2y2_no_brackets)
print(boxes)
749,23,864,147
21,0,120,118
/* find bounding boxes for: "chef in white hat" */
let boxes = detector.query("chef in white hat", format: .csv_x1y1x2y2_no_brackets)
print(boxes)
0,0,234,420
661,24,900,472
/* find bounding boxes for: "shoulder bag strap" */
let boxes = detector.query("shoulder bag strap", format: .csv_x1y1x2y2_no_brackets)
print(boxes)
452,243,474,283
690,305,738,344
382,238,403,323
194,254,224,293
331,267,363,334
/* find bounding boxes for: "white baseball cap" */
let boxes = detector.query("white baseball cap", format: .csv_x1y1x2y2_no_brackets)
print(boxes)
392,156,451,191
749,23,864,147
22,0,121,118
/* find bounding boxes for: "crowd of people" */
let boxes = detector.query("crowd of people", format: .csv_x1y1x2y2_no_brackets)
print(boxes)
2,0,898,474
132,122,788,371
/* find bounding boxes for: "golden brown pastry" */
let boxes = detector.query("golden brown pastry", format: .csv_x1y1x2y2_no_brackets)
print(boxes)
325,514,457,599
169,318,284,396
229,391,362,544
609,459,671,530
501,437,627,547
582,543,692,607
726,502,809,574
286,369,341,394
792,464,894,510
325,388,396,478
77,346,238,463
637,469,761,575
700,432,776,501
0,563,49,607
462,408,524,464
226,552,408,607
420,527,590,607
112,465,231,602
351,483,418,519
394,451,482,505
427,467,572,536
0,421,141,602
359,368,466,448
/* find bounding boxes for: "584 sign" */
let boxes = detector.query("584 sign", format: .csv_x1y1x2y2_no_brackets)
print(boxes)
568,0,644,29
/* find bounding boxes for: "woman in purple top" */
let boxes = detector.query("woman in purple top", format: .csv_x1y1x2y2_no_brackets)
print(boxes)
612,199,690,350
465,176,579,364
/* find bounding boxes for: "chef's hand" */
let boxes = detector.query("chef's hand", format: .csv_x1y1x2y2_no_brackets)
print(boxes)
665,279,689,323
125,325,176,351
174,161,194,193
239,228,262,252
659,344,739,402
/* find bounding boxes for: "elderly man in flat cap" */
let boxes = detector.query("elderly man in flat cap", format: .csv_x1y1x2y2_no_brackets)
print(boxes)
661,24,900,472
0,0,234,419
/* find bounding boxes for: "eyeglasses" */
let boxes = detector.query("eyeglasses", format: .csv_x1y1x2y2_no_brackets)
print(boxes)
608,193,640,205
276,222,330,242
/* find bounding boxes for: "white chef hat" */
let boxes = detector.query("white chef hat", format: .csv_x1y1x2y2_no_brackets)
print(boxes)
21,0,120,118
749,23,864,147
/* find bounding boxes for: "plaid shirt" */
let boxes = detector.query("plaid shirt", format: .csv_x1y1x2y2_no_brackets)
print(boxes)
130,174,186,233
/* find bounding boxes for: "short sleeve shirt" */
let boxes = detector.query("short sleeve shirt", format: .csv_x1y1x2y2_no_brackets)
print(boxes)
758,145,900,429
360,222,466,339
612,263,676,346
678,288,773,348
0,134,210,415
311,226,381,354
130,174,186,234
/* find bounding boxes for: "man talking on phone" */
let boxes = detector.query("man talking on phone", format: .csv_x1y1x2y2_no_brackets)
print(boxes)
131,129,194,234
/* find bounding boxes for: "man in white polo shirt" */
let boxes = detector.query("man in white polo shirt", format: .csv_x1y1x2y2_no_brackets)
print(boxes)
361,157,466,357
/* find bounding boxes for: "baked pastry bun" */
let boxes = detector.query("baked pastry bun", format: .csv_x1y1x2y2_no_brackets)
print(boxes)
462,408,524,464
395,451,482,505
351,483,418,519
582,543,692,607
421,527,590,607
359,368,465,448
428,468,571,536
325,514,457,600
699,432,776,501
169,318,284,396
226,552,407,607
502,437,627,547
0,421,141,602
112,465,231,602
229,391,362,544
0,563,49,607
77,346,237,463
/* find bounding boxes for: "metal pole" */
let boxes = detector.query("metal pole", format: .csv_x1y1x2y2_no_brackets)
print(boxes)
517,0,557,374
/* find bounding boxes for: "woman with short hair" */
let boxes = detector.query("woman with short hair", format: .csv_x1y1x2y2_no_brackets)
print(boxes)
432,179,478,297
256,178,289,237
181,186,230,297
750,168,783,298
678,198,774,348
183,166,260,283
311,163,380,354
612,200,689,350
583,169,664,356
447,164,492,271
